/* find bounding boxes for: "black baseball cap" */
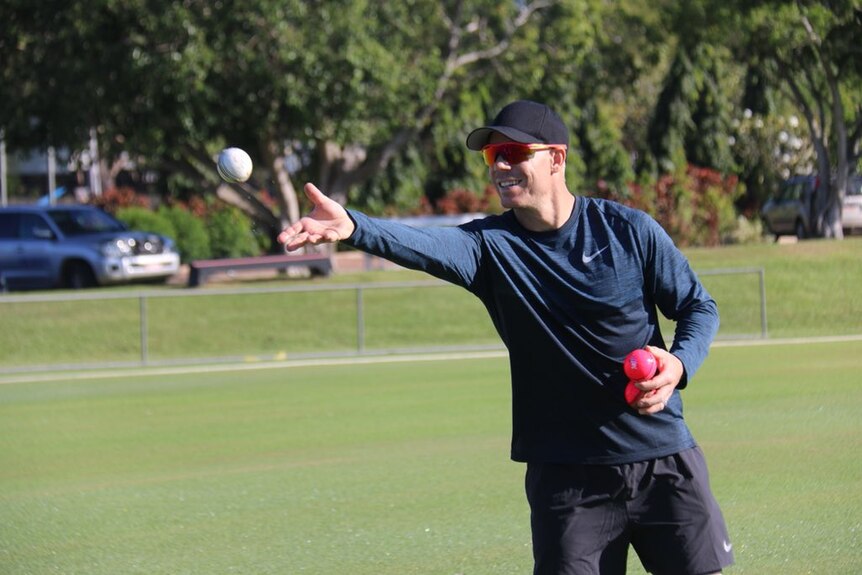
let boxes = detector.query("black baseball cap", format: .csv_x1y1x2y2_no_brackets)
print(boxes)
466,100,569,150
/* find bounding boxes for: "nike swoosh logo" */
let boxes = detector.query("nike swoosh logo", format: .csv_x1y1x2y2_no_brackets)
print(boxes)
723,540,733,553
581,245,609,264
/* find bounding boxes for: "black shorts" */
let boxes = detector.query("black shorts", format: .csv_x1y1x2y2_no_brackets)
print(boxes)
525,447,734,575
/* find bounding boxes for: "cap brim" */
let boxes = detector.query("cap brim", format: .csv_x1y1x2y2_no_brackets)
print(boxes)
465,126,543,150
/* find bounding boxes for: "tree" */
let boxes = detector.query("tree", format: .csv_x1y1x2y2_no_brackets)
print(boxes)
642,0,744,179
741,0,862,238
1,0,561,247
14,0,836,249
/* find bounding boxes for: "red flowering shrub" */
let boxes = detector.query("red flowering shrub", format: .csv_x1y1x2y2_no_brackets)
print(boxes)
425,186,502,215
591,165,739,247
89,187,149,215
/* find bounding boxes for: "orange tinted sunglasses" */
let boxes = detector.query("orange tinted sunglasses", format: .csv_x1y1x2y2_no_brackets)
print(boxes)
481,143,566,166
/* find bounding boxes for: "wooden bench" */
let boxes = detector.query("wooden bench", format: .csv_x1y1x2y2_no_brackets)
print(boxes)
187,253,332,287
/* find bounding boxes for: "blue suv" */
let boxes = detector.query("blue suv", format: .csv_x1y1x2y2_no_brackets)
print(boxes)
0,205,180,290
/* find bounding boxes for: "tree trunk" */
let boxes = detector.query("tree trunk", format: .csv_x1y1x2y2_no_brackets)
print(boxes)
269,143,300,227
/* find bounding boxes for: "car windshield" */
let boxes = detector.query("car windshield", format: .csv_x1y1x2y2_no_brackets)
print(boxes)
47,209,126,236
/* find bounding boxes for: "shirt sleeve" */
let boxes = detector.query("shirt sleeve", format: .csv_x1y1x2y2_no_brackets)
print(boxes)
641,216,719,387
342,210,483,291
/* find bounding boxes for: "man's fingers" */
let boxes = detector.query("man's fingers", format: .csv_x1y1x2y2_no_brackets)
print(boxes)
635,388,671,415
278,227,306,250
280,223,341,251
277,228,298,245
645,345,667,372
637,400,667,416
282,231,308,252
287,229,334,248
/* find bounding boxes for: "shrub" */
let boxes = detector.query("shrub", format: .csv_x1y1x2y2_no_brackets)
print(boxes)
115,206,177,240
592,165,741,247
159,205,211,263
91,187,149,215
206,205,261,258
422,186,502,215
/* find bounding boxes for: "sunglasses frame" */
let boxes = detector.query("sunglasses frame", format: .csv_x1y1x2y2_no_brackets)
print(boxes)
480,143,567,167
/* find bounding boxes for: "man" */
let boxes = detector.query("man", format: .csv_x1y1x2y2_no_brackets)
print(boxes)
279,100,734,575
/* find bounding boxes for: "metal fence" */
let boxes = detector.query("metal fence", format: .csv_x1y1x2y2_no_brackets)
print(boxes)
0,268,766,374
699,266,768,339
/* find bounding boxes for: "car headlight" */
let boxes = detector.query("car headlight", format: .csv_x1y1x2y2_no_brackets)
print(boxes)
101,238,134,257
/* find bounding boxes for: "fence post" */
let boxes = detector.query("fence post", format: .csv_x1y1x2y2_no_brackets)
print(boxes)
356,286,365,353
759,267,768,339
139,295,149,365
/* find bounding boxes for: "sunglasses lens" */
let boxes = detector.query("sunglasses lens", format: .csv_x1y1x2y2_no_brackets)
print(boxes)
482,148,494,166
482,144,532,166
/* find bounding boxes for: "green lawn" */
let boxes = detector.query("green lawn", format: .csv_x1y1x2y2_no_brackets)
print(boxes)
683,237,862,338
1,235,861,573
2,237,861,370
1,340,861,574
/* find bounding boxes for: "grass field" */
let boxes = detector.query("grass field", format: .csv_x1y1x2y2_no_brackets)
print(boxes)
1,236,861,573
1,340,861,574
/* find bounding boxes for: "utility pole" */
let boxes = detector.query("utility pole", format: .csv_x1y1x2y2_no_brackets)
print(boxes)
47,146,57,204
89,128,102,196
0,129,6,207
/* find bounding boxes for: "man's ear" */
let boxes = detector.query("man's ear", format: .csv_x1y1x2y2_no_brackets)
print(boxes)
550,148,566,174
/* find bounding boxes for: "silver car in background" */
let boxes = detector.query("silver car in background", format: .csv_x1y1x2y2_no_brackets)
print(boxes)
761,175,862,239
0,205,180,290
842,176,862,235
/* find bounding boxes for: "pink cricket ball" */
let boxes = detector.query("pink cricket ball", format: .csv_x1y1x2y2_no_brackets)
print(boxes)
623,349,657,381
624,381,641,405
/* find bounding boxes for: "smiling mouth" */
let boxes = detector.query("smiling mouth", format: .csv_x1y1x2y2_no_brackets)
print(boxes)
497,178,523,190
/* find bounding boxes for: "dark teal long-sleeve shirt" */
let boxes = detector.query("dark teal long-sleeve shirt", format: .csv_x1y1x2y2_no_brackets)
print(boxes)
344,197,719,464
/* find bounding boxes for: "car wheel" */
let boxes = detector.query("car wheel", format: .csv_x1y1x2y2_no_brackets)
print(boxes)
795,220,806,240
63,261,97,289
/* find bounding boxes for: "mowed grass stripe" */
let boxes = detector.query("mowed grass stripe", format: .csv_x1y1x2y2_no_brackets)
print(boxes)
0,357,525,574
1,342,861,573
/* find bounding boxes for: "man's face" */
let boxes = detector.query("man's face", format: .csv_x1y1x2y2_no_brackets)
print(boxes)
486,134,558,211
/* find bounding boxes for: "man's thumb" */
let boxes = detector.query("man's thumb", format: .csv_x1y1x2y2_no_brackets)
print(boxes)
304,182,327,205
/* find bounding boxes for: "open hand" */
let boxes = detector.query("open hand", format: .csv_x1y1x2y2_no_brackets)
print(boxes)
277,183,355,251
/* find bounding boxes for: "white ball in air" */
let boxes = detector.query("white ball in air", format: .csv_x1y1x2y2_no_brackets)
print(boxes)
217,147,253,183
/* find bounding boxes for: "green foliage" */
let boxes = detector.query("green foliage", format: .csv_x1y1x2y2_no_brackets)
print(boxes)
158,204,211,263
107,196,268,261
3,0,859,230
351,145,429,216
115,206,177,239
205,205,262,259
645,43,739,176
576,101,636,195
